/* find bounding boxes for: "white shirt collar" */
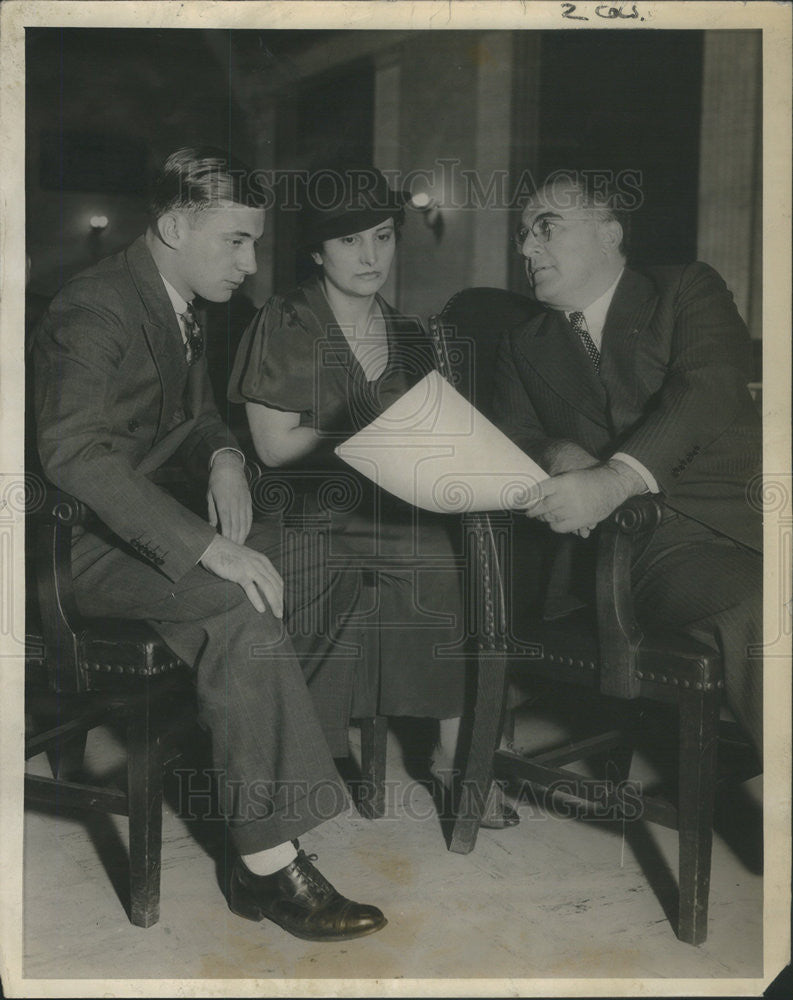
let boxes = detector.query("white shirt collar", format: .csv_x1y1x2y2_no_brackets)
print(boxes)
565,267,625,349
159,273,191,317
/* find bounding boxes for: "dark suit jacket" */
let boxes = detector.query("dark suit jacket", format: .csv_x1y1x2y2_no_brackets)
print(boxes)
493,262,762,553
34,236,238,582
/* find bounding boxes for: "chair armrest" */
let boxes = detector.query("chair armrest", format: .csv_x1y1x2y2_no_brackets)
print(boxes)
33,461,199,526
30,486,92,689
30,473,201,692
608,494,664,535
33,487,97,528
595,496,664,698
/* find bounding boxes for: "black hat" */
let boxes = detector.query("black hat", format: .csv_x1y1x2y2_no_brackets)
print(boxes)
298,165,409,248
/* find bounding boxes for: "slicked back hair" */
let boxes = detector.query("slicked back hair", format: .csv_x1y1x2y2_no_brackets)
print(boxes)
148,146,264,223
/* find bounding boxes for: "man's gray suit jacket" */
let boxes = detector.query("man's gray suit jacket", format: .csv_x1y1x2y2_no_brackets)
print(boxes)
34,236,238,581
493,262,762,553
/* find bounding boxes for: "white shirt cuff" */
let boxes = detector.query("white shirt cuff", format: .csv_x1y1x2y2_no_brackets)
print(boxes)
611,452,659,494
197,538,215,566
209,447,246,471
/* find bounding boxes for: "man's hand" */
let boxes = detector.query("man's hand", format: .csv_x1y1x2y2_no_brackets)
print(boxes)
207,451,252,545
525,459,646,534
543,440,600,476
200,535,284,617
542,443,601,534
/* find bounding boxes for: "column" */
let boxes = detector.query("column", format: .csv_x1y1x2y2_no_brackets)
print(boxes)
697,30,762,338
470,32,514,290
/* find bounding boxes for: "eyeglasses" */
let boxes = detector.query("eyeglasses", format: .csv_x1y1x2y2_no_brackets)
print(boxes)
513,215,595,252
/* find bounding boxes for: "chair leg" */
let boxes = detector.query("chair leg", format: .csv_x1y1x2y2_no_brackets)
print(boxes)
358,715,388,819
27,705,89,780
48,731,88,781
126,691,164,928
450,649,508,854
502,707,516,748
676,687,720,945
593,741,634,788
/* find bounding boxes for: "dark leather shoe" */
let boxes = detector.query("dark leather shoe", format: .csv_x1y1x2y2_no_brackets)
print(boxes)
228,848,387,942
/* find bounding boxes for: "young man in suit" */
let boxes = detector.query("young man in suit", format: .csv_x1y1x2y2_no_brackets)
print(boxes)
493,173,762,754
33,147,387,941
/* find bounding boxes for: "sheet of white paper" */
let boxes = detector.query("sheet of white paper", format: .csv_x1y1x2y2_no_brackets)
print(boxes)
335,370,548,513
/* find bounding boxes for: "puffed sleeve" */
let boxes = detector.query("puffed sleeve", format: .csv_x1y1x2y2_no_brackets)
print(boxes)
227,294,317,413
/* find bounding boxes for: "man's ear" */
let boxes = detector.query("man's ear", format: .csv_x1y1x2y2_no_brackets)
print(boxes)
156,211,187,250
310,250,323,267
599,219,623,254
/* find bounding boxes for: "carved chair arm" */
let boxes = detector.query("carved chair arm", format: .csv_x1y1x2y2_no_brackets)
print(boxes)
30,487,91,687
596,495,664,698
30,470,194,690
33,487,97,528
607,494,665,535
32,462,197,526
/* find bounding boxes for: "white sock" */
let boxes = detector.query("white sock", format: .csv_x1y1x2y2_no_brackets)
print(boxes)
241,841,298,877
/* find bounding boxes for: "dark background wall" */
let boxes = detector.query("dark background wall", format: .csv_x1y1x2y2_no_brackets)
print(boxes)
26,27,706,299
24,25,762,441
25,28,254,297
537,30,704,267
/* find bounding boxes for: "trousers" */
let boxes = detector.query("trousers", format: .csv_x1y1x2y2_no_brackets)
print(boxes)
517,507,763,756
632,509,763,756
71,517,356,854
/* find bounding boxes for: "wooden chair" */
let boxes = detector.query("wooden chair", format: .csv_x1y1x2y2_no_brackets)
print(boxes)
25,484,194,928
429,287,761,946
25,474,387,927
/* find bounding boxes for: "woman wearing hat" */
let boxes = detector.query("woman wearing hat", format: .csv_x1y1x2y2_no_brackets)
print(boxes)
228,166,515,826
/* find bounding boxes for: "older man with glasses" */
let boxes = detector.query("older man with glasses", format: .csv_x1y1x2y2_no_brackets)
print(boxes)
493,172,763,757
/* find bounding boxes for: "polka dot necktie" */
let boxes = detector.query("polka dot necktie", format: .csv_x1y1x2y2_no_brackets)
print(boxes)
181,302,204,366
569,311,600,374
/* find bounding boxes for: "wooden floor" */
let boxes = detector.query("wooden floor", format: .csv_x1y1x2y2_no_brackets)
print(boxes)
20,700,764,991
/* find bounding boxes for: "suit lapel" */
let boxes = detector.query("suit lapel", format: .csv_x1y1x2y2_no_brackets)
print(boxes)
126,237,188,440
516,310,608,426
599,268,659,403
185,357,204,420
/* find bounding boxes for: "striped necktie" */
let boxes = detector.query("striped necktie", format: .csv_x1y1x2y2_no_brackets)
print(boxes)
569,311,600,373
181,303,204,366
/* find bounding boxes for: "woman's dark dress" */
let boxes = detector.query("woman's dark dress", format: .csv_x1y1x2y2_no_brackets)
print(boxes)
228,275,466,755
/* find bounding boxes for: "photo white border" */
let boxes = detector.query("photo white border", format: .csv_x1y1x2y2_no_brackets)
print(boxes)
1,2,790,996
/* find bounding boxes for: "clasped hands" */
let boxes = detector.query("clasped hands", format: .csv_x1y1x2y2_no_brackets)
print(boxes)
200,451,284,618
521,442,644,538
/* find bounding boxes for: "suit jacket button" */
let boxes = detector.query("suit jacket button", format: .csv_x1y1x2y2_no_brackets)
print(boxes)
128,418,140,432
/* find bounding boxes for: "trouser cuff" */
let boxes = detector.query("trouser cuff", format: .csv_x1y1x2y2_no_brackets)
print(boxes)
228,773,351,855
